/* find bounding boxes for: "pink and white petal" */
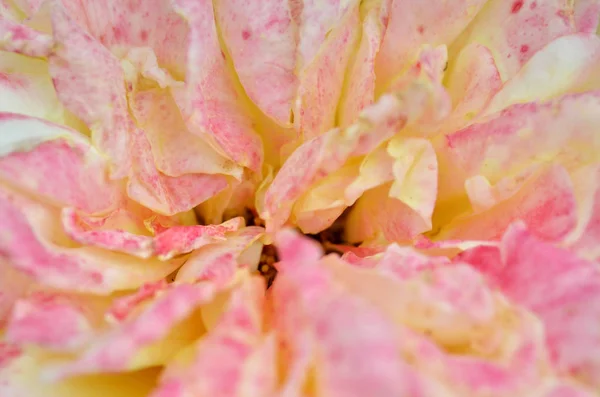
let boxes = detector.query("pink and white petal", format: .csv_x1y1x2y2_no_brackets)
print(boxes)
345,183,431,243
574,0,600,33
295,5,360,139
0,18,52,57
485,34,600,115
443,43,502,131
387,137,438,228
6,292,96,351
58,0,188,77
173,0,263,171
214,0,298,126
176,226,264,284
438,164,577,242
47,283,216,378
107,280,169,323
337,5,385,128
0,114,121,214
151,277,270,397
0,186,181,294
127,128,229,216
450,0,576,81
0,259,33,327
49,5,131,178
61,208,153,259
0,351,161,397
129,88,242,178
463,223,600,387
438,91,600,203
262,93,409,233
375,0,486,92
153,217,245,260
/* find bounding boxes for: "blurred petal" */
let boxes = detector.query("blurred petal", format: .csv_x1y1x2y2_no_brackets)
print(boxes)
173,0,263,171
151,277,273,397
438,165,577,242
574,0,600,33
214,0,298,126
48,283,215,377
461,223,600,387
375,0,486,92
0,18,52,57
0,260,32,327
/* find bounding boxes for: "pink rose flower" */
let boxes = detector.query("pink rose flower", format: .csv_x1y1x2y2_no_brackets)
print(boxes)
1,0,599,396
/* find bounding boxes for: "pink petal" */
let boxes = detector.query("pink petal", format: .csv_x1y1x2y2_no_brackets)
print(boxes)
451,0,576,81
214,0,298,126
375,0,486,91
0,18,52,57
48,5,131,178
173,0,263,171
129,88,242,178
574,0,600,33
0,114,122,214
176,226,264,285
295,4,360,139
151,277,272,397
0,186,180,294
58,0,188,76
566,165,600,261
438,164,577,242
126,128,229,216
48,283,216,378
462,223,600,387
0,260,32,327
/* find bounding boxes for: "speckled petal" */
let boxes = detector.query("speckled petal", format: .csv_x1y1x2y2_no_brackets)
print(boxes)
0,18,52,57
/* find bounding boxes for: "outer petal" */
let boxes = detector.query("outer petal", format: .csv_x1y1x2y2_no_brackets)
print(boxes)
0,187,180,294
574,0,600,33
173,0,263,171
48,5,131,178
461,224,600,387
151,277,273,397
375,0,486,92
0,18,53,57
0,113,121,214
47,283,216,378
214,0,298,126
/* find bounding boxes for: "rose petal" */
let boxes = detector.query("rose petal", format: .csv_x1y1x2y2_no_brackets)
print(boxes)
214,0,298,126
0,18,52,57
375,0,486,92
574,0,600,33
461,223,600,387
151,277,272,397
449,0,575,81
0,113,121,214
173,0,263,171
129,88,242,178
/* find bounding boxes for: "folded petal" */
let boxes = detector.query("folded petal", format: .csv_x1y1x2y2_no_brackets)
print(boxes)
375,0,486,91
49,5,131,178
0,18,53,57
173,0,263,171
449,0,575,81
214,0,298,126
0,113,121,214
